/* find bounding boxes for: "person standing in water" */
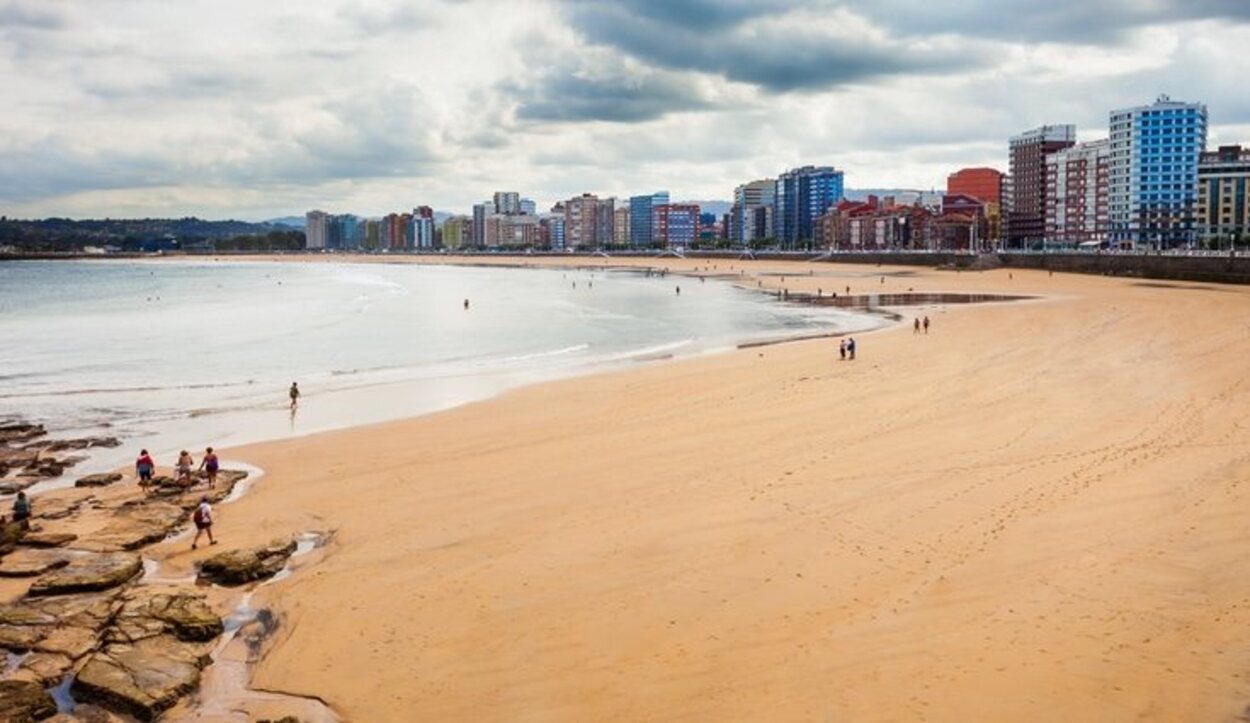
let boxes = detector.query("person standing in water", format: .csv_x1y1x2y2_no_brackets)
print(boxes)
191,496,217,549
199,447,219,488
289,382,300,409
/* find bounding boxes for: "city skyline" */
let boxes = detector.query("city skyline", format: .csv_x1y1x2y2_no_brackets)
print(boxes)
4,1,1250,220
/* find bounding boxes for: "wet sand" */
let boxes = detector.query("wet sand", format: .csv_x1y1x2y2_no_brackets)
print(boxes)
159,257,1250,721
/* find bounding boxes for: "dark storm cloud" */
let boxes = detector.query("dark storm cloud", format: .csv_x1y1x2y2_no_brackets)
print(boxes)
848,0,1250,44
507,68,713,123
563,0,981,92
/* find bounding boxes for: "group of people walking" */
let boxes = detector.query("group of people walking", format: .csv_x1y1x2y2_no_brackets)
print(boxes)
838,314,935,362
136,447,219,489
135,448,218,548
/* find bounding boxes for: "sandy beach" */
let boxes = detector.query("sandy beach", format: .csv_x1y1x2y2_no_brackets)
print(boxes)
28,256,1250,721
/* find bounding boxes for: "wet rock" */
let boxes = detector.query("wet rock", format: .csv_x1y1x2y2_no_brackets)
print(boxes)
36,497,92,522
79,503,184,552
34,624,99,659
0,422,46,445
148,469,247,509
0,448,40,471
0,479,39,494
198,539,296,586
18,532,78,548
0,679,57,722
0,624,45,650
72,636,210,721
0,549,71,577
0,521,27,555
22,456,69,478
29,437,120,453
0,593,118,630
110,590,223,644
9,651,74,686
28,553,142,596
74,473,123,488
45,706,130,723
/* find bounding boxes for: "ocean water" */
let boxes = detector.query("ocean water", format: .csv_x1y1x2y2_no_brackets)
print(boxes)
0,259,877,482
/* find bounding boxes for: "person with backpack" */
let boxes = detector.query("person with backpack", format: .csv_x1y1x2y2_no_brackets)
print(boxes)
191,496,217,549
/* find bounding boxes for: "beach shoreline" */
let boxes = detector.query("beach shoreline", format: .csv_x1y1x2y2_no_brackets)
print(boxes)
8,256,1250,721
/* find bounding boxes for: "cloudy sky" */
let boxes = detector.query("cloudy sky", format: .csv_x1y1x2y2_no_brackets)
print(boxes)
3,0,1250,220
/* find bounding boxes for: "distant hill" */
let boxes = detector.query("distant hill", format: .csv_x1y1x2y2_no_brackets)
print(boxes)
0,217,302,252
265,216,305,228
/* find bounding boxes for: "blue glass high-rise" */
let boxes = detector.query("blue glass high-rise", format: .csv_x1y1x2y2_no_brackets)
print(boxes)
1109,96,1208,248
775,166,844,247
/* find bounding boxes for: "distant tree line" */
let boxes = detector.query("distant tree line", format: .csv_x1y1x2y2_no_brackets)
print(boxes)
0,216,305,253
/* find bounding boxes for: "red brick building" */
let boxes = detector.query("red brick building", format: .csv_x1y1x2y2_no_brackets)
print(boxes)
946,167,1003,206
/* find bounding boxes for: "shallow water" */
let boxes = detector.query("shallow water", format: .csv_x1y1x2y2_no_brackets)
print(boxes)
0,260,877,477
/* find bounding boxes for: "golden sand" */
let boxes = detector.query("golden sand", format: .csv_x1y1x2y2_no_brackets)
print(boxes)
150,257,1250,721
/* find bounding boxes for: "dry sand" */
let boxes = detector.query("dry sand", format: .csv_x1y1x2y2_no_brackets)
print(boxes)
154,257,1250,721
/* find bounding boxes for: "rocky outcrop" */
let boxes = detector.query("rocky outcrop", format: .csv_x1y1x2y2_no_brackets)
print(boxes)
72,636,211,721
0,423,46,445
146,469,248,509
0,679,57,722
25,437,120,453
0,589,222,720
0,549,71,577
198,539,297,586
28,553,142,596
74,473,123,488
109,591,223,644
79,503,185,552
0,521,28,556
0,479,39,495
0,594,118,684
18,532,78,548
35,496,93,522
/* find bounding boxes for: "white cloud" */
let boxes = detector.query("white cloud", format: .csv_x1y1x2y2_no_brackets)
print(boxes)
1,0,1249,218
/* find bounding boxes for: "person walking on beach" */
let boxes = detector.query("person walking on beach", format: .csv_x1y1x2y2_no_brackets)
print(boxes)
289,382,300,409
914,318,920,334
923,316,931,334
12,491,31,529
176,450,194,486
191,496,217,549
135,449,155,488
199,447,219,488
847,337,857,360
838,339,847,361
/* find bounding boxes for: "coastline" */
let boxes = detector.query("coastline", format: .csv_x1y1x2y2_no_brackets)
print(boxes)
12,256,1250,721
1,257,885,490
